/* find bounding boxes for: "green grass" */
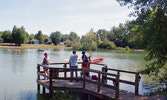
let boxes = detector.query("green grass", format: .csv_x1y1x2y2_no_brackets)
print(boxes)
0,43,72,49
37,92,73,100
150,90,167,96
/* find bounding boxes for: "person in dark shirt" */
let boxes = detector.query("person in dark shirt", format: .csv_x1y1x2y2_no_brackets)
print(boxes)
81,51,89,77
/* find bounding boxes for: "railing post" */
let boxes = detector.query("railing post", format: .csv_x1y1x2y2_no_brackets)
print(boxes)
37,64,40,80
117,70,120,75
102,68,104,83
97,72,100,92
49,68,53,97
135,72,139,95
37,64,40,92
115,75,119,99
83,69,85,89
102,65,107,84
64,64,67,78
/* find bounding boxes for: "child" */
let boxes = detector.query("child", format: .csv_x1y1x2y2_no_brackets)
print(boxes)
42,53,49,79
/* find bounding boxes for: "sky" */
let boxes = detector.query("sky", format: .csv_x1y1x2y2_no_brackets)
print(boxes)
0,0,134,36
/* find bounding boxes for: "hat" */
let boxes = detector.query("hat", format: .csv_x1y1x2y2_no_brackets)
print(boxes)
44,53,48,56
81,51,86,54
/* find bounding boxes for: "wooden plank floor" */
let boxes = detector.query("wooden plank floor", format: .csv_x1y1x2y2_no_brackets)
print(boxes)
38,79,154,100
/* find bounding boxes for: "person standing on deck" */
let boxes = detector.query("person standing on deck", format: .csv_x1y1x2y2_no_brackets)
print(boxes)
69,50,78,82
81,51,90,77
42,53,50,80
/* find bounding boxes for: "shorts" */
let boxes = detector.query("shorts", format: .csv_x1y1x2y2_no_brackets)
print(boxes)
70,66,78,68
43,64,48,70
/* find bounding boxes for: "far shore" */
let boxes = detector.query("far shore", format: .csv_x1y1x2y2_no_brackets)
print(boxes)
0,43,145,52
0,43,72,49
134,49,145,52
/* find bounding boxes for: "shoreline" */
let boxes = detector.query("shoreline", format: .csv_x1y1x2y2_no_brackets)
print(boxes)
0,43,72,49
0,43,145,52
134,49,145,52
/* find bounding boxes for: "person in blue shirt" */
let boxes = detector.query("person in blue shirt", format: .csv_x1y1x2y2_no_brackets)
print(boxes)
69,50,78,82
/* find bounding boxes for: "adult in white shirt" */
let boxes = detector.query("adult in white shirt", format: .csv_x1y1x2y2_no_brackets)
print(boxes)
69,50,78,81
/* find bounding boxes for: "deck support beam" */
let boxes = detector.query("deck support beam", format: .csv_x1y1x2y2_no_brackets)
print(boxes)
97,73,100,92
49,69,53,97
37,84,40,94
64,64,67,78
115,74,120,99
37,64,41,94
43,87,45,94
135,72,139,95
83,69,85,89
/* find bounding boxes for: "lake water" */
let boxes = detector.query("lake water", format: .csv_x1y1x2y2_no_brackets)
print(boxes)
0,48,157,100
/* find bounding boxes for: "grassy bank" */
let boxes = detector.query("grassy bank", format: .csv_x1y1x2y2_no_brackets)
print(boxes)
0,43,72,49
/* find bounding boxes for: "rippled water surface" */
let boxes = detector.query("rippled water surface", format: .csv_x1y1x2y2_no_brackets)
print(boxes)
0,48,154,100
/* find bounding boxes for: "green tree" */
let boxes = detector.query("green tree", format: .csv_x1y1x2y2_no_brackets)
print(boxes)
71,40,82,50
0,32,2,38
111,24,128,47
43,35,50,43
125,21,144,49
80,33,97,51
60,34,69,42
139,8,167,79
96,29,108,41
29,34,35,41
69,32,80,42
1,30,12,43
50,31,61,45
117,0,167,81
35,30,44,44
12,25,29,46
98,39,116,49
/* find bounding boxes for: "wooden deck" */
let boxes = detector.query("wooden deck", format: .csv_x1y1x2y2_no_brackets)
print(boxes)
37,79,142,100
37,62,167,100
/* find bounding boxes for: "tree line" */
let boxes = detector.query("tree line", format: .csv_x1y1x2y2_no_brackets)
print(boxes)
0,22,144,51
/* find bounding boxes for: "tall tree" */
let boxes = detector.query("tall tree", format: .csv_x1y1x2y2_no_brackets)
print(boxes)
60,34,69,42
12,25,29,46
125,21,143,48
50,31,61,45
0,32,2,38
111,24,127,47
96,29,108,41
80,33,97,51
43,35,50,43
35,30,44,44
117,0,167,81
69,32,80,41
1,31,12,43
29,34,35,41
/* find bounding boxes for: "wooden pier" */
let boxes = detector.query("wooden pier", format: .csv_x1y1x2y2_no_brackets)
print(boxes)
37,62,141,100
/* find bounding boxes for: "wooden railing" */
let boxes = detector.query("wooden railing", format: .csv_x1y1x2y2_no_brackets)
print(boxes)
37,63,120,99
37,62,140,99
89,62,140,95
101,67,140,95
